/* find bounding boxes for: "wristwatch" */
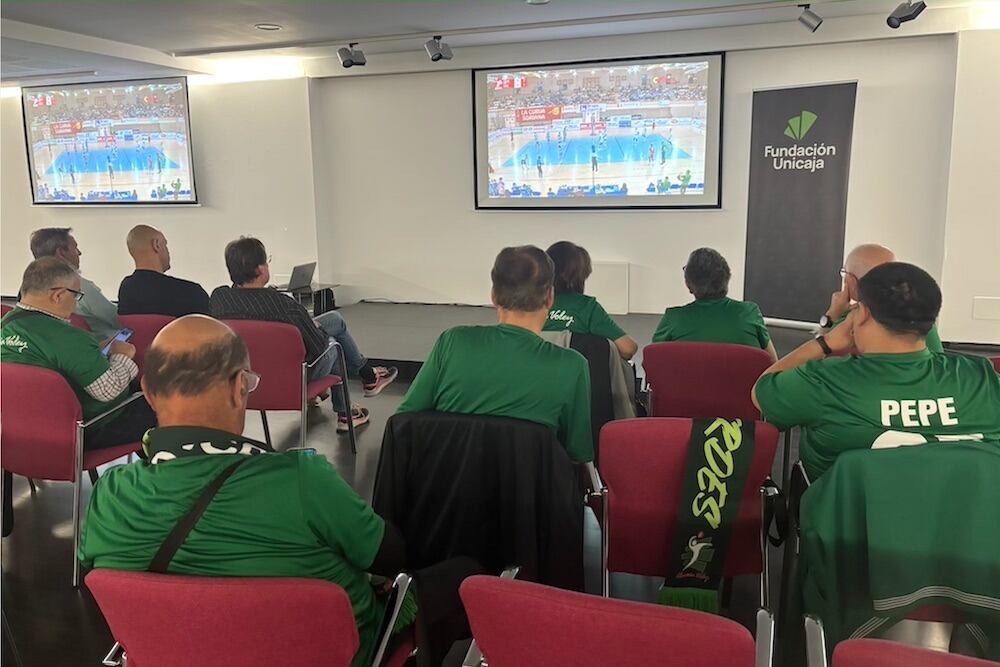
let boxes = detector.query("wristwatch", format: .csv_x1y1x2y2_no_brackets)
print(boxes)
815,334,833,356
819,314,834,329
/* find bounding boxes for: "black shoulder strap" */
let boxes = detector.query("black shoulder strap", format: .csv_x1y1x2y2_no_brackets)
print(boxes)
1,309,45,326
148,458,248,574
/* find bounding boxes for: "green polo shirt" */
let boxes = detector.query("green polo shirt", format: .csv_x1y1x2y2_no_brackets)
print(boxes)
397,324,594,462
79,427,387,663
652,297,771,349
0,307,129,421
755,350,1000,480
543,292,626,341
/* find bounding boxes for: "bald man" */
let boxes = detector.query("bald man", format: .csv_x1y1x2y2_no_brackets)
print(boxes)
820,244,943,353
79,315,414,664
117,225,210,317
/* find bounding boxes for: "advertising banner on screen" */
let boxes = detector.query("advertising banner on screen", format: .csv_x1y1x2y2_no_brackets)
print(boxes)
744,82,858,322
515,106,563,124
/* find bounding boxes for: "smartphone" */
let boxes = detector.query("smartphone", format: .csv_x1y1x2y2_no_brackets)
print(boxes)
101,328,134,357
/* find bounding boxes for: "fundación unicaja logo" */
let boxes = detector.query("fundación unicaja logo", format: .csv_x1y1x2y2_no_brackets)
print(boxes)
763,109,835,172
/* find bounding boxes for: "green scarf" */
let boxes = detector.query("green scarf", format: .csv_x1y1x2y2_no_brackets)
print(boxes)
143,426,272,464
658,418,756,614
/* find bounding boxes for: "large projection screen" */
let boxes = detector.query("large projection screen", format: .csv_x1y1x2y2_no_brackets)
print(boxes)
21,76,197,205
474,53,723,210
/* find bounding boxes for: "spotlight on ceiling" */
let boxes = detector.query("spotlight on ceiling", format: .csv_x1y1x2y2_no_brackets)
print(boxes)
798,4,823,32
337,42,366,68
424,35,454,62
253,23,283,31
887,1,927,28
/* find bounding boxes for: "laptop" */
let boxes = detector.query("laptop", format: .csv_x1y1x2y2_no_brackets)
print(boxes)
276,262,316,292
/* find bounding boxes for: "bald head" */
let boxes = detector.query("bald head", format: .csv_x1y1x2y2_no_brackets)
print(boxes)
143,315,248,398
127,224,171,272
845,244,896,279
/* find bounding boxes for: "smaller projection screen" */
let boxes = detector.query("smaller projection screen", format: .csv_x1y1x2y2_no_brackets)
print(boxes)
21,76,197,205
473,53,723,209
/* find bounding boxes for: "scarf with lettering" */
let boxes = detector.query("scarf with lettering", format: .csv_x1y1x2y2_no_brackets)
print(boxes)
658,418,756,614
142,426,272,465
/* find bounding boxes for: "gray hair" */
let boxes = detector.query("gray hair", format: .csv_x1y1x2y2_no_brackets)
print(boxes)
684,247,731,300
29,227,74,259
20,257,79,295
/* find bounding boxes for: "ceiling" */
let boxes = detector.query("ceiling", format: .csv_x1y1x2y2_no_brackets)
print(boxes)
0,0,989,84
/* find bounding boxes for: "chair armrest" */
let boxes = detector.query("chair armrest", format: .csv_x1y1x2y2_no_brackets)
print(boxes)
803,615,828,667
371,572,413,667
584,462,606,500
755,609,775,667
80,392,145,429
101,641,124,666
305,340,339,370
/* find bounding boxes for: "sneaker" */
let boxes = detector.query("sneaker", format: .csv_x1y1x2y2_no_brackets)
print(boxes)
337,405,370,433
363,366,399,397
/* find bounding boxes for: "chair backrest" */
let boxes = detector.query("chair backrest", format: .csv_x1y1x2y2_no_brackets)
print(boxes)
118,314,174,376
0,362,82,481
642,342,772,420
69,312,91,331
833,639,995,667
223,320,306,411
86,569,360,667
991,356,1000,374
460,575,755,667
0,303,12,317
600,417,779,577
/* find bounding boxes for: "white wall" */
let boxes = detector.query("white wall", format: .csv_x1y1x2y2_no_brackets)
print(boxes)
312,36,957,315
938,30,1000,344
0,77,318,298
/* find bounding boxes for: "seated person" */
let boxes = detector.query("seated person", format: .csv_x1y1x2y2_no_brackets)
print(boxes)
543,241,638,360
653,247,777,361
753,262,1000,481
0,258,155,450
118,225,210,317
30,227,120,339
78,316,412,666
397,245,593,463
821,243,944,353
210,237,395,431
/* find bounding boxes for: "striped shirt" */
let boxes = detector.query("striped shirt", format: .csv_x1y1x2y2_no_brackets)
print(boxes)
209,286,327,362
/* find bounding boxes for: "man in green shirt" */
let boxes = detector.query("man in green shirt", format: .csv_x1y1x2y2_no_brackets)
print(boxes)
753,262,1000,480
30,227,121,340
819,243,943,353
543,241,638,360
398,245,594,463
653,247,777,360
79,316,411,666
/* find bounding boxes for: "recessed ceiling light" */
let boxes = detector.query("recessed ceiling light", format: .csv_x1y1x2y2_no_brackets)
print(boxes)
254,23,283,31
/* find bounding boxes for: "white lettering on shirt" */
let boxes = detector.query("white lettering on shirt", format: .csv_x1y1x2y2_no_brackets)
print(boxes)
879,398,960,428
0,334,28,353
548,309,575,328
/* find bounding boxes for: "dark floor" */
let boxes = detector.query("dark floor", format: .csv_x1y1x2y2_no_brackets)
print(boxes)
3,304,995,667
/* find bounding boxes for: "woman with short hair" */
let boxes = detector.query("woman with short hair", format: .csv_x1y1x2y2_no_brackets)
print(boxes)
543,241,638,360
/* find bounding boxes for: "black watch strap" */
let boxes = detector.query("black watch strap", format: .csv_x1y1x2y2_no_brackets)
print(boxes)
815,335,833,357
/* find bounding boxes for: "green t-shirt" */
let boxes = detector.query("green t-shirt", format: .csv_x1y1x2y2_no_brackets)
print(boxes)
79,427,387,662
755,350,1000,480
0,307,129,421
542,292,626,341
397,324,594,462
652,297,771,350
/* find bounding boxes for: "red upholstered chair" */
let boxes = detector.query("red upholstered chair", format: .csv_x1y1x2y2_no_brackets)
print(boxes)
990,357,1000,373
0,363,142,586
599,418,780,607
118,314,174,377
0,304,12,317
223,320,356,453
460,575,759,667
69,312,91,331
833,639,995,667
87,570,415,667
641,342,773,420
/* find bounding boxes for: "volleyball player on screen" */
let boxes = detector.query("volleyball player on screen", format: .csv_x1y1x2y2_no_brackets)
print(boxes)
536,156,543,179
591,144,599,173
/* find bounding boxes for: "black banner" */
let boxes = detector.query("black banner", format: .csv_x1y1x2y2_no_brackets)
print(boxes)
744,82,857,322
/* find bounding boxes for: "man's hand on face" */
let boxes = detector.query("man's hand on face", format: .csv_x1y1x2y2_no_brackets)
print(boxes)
825,308,856,354
827,286,851,321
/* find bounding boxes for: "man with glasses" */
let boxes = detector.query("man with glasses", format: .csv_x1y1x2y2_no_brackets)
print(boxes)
0,257,155,451
819,243,943,353
29,227,122,339
753,262,999,480
80,315,413,665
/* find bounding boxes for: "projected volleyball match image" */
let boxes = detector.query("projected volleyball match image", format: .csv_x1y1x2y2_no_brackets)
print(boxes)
22,77,196,204
483,59,710,202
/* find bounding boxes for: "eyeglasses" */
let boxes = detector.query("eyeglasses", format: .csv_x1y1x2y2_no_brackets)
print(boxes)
267,255,273,264
51,287,85,302
839,268,857,281
234,368,261,393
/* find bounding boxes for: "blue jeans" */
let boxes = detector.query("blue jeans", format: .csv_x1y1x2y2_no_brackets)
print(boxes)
308,311,367,415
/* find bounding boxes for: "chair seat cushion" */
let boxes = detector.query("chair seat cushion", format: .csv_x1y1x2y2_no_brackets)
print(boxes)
306,375,343,401
83,443,142,472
